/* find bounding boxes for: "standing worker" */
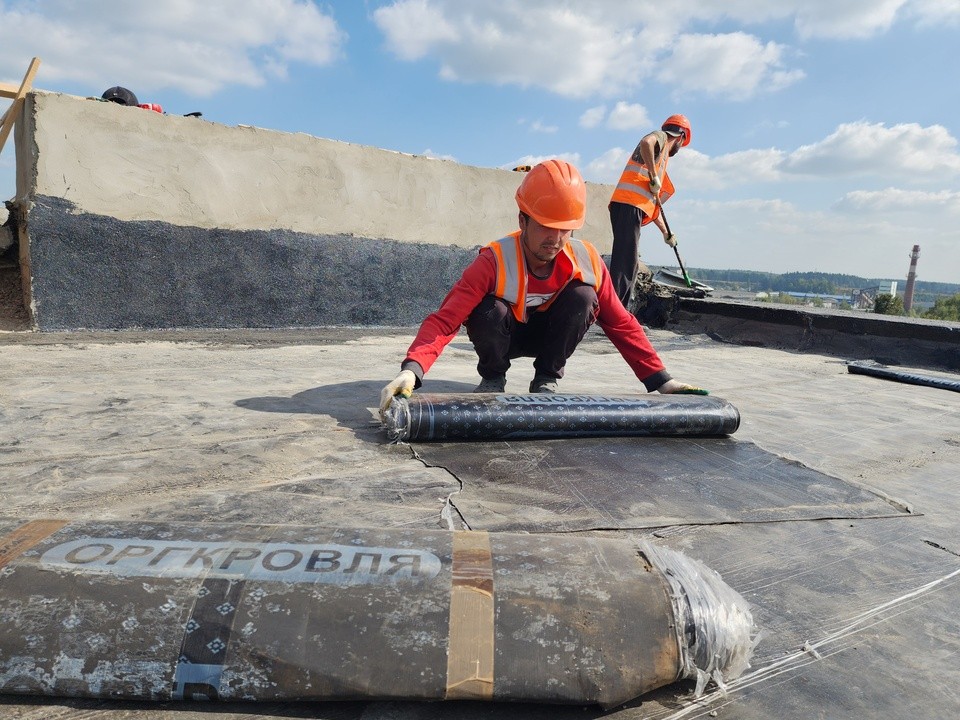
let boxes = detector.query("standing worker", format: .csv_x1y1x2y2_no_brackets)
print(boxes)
608,114,692,309
379,159,706,416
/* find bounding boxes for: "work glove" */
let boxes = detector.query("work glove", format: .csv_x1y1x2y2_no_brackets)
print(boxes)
379,369,417,418
664,233,678,248
649,174,662,196
672,385,709,395
656,380,710,395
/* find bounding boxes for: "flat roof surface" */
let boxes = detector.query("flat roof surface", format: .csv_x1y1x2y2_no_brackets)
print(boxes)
1,327,959,719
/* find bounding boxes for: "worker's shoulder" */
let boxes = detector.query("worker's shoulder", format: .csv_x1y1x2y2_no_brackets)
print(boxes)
462,245,497,275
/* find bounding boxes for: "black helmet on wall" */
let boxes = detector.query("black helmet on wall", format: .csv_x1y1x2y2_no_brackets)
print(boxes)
101,86,139,106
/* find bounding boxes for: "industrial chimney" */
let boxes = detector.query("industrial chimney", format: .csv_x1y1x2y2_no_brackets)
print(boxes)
903,244,920,312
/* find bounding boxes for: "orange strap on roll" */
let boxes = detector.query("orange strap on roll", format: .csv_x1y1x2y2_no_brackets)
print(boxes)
445,530,495,699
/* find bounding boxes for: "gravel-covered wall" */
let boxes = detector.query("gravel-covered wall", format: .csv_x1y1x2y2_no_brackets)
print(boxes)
15,92,615,330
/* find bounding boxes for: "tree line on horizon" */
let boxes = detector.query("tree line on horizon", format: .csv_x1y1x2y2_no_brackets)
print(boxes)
673,268,960,320
683,268,959,297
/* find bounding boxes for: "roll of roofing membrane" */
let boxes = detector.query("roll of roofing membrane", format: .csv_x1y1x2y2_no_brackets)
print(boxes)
383,392,741,442
0,518,755,708
847,360,960,393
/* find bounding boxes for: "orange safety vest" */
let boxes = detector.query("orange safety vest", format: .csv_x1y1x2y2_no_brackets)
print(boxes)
609,135,675,224
485,231,604,323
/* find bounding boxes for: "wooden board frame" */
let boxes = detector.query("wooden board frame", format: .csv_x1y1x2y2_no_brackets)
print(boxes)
0,57,41,157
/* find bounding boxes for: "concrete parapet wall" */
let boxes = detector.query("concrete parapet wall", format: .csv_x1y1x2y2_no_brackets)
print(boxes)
670,298,960,371
15,92,615,330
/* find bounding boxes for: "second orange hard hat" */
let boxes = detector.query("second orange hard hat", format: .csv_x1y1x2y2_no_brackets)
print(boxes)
662,114,692,147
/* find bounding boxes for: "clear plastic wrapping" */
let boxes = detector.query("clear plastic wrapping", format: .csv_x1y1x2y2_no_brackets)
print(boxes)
639,541,757,696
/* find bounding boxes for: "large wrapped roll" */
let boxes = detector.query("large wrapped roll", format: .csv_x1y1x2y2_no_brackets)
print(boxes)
0,518,754,708
383,392,741,442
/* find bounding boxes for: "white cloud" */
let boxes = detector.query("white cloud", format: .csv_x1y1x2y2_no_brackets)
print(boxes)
579,105,607,129
907,0,960,26
577,102,651,132
373,0,457,60
791,0,906,39
834,187,960,212
661,33,804,100
672,196,957,280
370,1,956,103
590,121,960,189
3,0,944,107
671,148,787,190
374,1,661,98
672,0,910,40
369,2,811,100
585,145,786,186
785,121,960,177
583,147,628,183
529,120,559,134
0,1,345,96
680,0,956,38
606,101,651,131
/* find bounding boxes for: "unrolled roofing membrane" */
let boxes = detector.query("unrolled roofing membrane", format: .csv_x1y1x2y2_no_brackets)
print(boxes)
416,436,908,532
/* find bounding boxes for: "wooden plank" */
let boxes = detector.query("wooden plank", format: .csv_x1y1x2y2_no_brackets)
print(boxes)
0,57,41,156
0,81,23,98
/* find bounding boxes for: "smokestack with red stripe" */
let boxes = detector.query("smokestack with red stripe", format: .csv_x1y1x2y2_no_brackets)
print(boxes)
904,245,920,312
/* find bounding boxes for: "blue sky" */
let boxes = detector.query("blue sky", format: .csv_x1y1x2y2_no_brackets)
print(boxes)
2,0,958,283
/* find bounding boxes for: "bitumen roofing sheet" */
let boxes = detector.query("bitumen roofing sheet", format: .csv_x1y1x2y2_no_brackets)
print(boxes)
1,326,958,719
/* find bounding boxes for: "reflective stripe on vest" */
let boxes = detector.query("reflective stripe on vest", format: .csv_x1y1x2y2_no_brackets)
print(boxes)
485,233,603,323
609,151,674,221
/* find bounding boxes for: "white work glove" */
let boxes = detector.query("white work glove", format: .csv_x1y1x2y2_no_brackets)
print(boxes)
649,174,662,196
379,369,416,418
656,379,709,395
664,233,678,248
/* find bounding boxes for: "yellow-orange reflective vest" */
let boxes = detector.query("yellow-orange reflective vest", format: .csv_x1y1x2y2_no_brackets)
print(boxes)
609,136,675,224
485,231,604,323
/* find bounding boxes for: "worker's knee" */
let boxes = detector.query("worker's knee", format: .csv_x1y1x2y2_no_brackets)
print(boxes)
555,283,599,325
466,294,513,337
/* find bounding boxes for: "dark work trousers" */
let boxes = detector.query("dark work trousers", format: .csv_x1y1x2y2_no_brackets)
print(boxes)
465,282,599,381
608,201,647,309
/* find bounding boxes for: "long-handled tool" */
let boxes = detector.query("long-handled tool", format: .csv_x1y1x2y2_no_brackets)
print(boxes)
656,199,692,288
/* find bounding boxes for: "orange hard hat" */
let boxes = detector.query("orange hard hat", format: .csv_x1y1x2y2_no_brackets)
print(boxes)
662,114,692,147
515,159,586,230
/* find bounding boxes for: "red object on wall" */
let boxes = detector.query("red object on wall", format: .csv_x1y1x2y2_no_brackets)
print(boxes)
138,103,163,113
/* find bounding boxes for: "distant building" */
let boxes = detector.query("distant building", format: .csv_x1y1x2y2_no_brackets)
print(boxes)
783,292,849,308
853,282,898,310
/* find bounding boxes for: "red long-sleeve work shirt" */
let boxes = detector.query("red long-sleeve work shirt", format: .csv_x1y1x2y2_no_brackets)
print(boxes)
401,243,671,391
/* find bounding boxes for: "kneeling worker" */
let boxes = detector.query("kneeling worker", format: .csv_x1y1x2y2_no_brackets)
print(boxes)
379,160,706,415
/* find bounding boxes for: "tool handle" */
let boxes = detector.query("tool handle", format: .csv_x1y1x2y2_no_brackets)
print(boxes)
673,246,691,285
657,197,672,237
656,199,692,287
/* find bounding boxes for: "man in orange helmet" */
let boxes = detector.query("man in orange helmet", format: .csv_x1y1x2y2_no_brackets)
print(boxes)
609,114,692,309
379,159,706,415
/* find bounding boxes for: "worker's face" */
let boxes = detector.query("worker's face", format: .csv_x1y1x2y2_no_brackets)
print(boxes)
668,133,684,157
519,214,571,264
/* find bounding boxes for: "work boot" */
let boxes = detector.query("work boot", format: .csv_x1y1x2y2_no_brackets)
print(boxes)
529,376,559,393
474,374,506,393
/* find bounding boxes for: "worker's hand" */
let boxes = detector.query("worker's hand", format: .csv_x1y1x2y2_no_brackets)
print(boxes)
379,369,417,418
649,174,662,196
656,379,710,395
664,233,678,248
